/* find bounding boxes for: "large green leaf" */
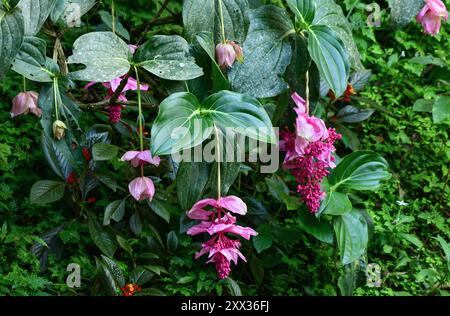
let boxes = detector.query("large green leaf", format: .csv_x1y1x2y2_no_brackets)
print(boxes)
388,0,424,26
308,25,350,97
183,0,249,44
96,255,125,295
68,31,131,82
319,191,352,216
51,0,96,26
336,105,375,124
329,151,391,191
229,5,294,98
150,90,276,156
313,0,363,70
298,210,334,244
183,0,215,43
134,35,203,81
17,0,57,35
11,36,53,82
334,210,368,265
30,180,66,204
103,200,126,226
286,0,315,25
0,6,24,78
92,143,118,161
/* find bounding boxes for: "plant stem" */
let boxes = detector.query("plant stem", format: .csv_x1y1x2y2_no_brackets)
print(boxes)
306,70,310,115
218,0,226,43
22,77,27,92
111,0,116,34
215,126,222,200
134,66,144,152
53,78,59,120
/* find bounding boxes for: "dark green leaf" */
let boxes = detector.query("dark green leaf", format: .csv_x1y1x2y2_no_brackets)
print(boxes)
308,25,350,97
229,5,294,98
92,143,118,161
336,105,375,123
98,10,130,40
319,191,352,216
177,161,211,210
298,209,334,244
0,6,24,78
432,96,450,125
334,210,368,265
286,0,315,25
166,231,178,253
88,214,118,257
103,200,126,226
30,180,65,204
18,0,57,35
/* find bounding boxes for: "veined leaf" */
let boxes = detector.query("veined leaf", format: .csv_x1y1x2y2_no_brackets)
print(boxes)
30,180,66,204
0,6,24,78
286,0,315,25
17,0,57,35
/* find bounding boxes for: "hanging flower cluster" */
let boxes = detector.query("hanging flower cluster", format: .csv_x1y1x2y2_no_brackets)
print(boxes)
84,45,149,123
281,93,341,213
186,196,257,279
416,0,448,36
121,150,160,202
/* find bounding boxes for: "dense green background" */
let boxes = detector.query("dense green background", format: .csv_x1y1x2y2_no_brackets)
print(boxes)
0,0,449,295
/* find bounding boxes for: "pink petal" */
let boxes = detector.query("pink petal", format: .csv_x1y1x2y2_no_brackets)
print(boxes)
218,196,247,215
84,81,97,89
121,151,140,162
128,44,138,54
137,150,161,166
10,93,28,117
292,92,307,114
187,221,212,235
187,198,217,220
223,225,258,240
129,177,155,201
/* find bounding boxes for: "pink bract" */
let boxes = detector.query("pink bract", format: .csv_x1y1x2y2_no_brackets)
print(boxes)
121,150,161,168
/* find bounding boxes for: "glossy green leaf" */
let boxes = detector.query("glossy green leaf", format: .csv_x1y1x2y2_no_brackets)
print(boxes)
30,180,66,204
286,0,315,25
88,213,117,258
0,6,24,78
135,35,203,81
329,151,391,191
11,36,53,82
319,191,352,216
298,210,334,244
166,231,178,253
98,10,130,41
68,31,131,82
151,91,275,156
308,25,350,97
229,5,294,98
148,198,173,223
103,200,126,226
17,0,57,35
177,161,211,210
313,0,363,70
336,105,375,123
334,210,368,265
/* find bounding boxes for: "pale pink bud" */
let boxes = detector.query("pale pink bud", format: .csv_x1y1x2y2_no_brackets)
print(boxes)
417,0,448,36
129,177,155,201
10,91,42,118
216,43,236,68
229,41,244,63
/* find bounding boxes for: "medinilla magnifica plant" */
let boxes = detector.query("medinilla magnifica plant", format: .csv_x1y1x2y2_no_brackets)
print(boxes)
2,0,442,295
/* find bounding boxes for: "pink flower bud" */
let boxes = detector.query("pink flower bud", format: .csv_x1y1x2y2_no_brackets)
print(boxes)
416,0,448,36
216,43,236,68
10,91,42,118
128,177,155,201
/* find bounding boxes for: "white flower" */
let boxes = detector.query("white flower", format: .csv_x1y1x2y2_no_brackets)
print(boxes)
396,200,408,207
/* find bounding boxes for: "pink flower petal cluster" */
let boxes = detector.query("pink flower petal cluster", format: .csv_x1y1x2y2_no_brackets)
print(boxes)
416,0,448,36
10,91,42,118
122,150,160,202
187,196,257,279
216,41,244,68
280,93,341,213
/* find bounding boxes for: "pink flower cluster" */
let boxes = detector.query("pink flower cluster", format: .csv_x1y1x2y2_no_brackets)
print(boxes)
281,93,341,213
85,45,149,123
121,150,160,201
186,196,257,279
416,0,448,36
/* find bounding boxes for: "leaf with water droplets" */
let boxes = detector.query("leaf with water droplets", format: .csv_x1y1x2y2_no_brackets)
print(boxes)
229,5,294,98
388,0,424,26
135,35,203,81
68,31,132,82
18,0,57,35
